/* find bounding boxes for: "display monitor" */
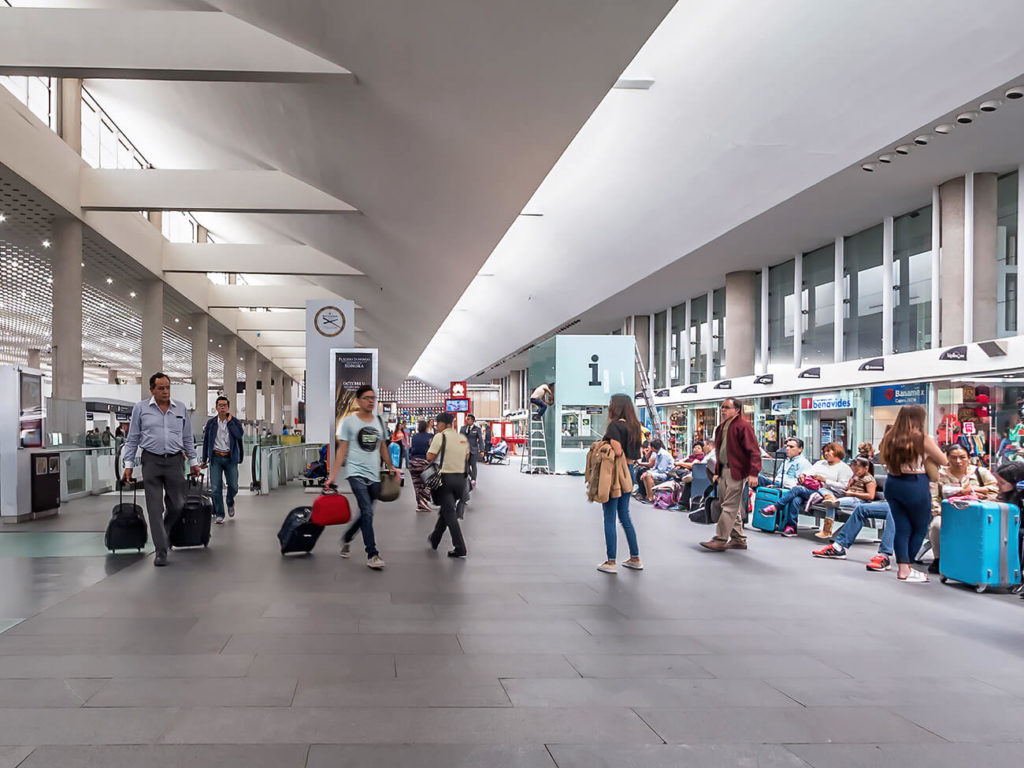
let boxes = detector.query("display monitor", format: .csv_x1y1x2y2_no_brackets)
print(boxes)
445,398,469,412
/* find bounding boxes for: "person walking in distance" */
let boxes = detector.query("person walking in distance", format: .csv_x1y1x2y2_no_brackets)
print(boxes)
121,372,201,567
426,412,471,558
701,398,761,552
879,404,948,583
325,385,398,570
597,393,644,574
460,414,484,487
201,396,244,524
408,420,434,512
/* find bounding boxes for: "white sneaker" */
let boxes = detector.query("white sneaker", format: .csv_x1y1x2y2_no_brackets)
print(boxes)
596,561,617,574
339,543,351,559
367,555,386,569
621,559,644,570
899,569,929,583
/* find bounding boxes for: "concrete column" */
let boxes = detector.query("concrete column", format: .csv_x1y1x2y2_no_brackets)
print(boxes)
196,225,209,243
632,314,651,392
148,211,162,232
261,359,273,425
274,368,285,434
26,349,41,369
189,313,208,433
222,336,238,400
140,280,164,399
509,369,522,412
834,236,844,362
760,267,769,373
931,187,942,348
939,177,966,346
724,270,758,377
107,369,118,385
51,218,83,401
972,172,998,342
939,174,998,345
58,78,82,154
793,252,803,368
244,350,259,421
882,216,894,355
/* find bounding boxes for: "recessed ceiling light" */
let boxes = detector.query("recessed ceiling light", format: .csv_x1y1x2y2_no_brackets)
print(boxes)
861,162,878,172
0,213,6,222
913,135,932,146
1005,86,1024,99
218,344,222,348
174,318,179,323
980,99,1002,112
41,240,51,248
105,277,113,284
956,111,979,124
894,144,913,155
130,291,136,298
878,154,894,163
613,77,655,90
80,262,84,267
934,123,955,134
187,325,192,330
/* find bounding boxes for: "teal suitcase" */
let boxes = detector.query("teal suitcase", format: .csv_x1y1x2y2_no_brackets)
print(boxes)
939,499,1021,592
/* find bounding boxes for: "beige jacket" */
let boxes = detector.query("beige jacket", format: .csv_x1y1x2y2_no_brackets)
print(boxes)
586,440,634,503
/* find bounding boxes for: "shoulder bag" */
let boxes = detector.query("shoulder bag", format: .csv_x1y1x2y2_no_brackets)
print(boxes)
420,433,446,491
376,415,401,501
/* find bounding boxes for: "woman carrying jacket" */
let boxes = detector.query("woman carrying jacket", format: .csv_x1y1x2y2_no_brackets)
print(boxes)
597,394,644,574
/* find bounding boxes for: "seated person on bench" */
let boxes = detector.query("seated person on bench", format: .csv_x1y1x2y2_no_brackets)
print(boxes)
486,438,508,463
927,442,998,573
812,500,895,572
640,439,675,501
759,442,852,537
762,437,812,489
633,440,655,496
814,456,877,539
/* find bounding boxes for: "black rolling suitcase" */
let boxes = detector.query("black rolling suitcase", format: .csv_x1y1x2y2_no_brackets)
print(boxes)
105,482,148,552
169,475,213,548
278,506,323,555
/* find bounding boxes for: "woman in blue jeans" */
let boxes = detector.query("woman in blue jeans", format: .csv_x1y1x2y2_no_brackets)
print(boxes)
597,394,644,574
878,405,947,583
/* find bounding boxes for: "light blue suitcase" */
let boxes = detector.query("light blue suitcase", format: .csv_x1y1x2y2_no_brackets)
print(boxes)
939,499,1021,593
752,486,785,533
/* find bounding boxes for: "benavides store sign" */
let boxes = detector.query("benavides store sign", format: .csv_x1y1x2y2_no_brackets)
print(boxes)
800,392,853,410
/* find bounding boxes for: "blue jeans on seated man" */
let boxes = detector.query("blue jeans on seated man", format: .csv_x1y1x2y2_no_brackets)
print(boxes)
774,485,816,529
209,454,238,520
833,501,894,555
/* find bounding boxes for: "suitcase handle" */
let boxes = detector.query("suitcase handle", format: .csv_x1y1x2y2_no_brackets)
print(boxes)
117,478,137,506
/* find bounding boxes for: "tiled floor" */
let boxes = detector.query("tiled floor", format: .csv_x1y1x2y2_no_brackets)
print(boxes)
0,462,1022,767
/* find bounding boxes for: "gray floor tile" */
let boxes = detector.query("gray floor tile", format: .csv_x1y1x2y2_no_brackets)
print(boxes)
293,679,511,707
565,654,712,679
788,743,1024,768
17,744,309,768
161,706,663,744
637,705,944,744
307,744,555,767
6,617,198,636
397,654,580,680
222,632,462,655
246,653,397,680
896,702,1024,742
768,675,1014,707
85,677,297,707
576,618,769,636
0,654,253,679
690,653,850,679
547,744,809,768
456,634,707,656
502,678,799,708
359,618,589,636
190,616,361,635
0,747,34,768
0,679,107,708
0,708,173,745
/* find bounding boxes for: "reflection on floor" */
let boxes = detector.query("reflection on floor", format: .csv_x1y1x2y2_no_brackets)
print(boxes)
0,462,1020,767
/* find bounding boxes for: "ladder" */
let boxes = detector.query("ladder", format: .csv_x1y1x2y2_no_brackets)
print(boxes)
635,342,665,444
519,412,551,474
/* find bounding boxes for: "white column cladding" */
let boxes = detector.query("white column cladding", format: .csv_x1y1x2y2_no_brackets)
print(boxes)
760,267,769,374
882,215,894,355
706,289,713,379
222,335,237,400
141,280,164,400
274,367,285,434
244,349,258,420
1018,168,1024,337
189,313,208,433
792,252,803,368
51,218,83,401
683,299,692,387
833,236,844,363
665,305,673,385
931,186,942,348
964,171,975,343
261,358,272,424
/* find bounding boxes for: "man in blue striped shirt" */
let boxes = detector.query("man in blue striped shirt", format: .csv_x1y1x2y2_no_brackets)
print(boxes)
122,372,200,567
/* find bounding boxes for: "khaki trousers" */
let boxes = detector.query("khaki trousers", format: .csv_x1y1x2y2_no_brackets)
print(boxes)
714,470,747,543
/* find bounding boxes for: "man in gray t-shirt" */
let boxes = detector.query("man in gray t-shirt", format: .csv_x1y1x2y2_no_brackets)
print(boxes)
325,386,398,569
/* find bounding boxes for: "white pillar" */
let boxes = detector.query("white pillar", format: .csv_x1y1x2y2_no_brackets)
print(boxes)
58,78,82,154
189,313,208,433
964,171,975,343
261,359,272,425
52,218,84,401
222,336,238,401
882,215,894,355
833,236,844,363
274,367,285,434
683,299,692,387
1018,168,1024,337
760,267,769,374
107,368,118,384
141,280,164,400
793,252,803,368
244,349,258,420
931,186,941,348
26,348,41,369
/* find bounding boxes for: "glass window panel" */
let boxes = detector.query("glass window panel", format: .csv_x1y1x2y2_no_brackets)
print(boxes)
767,260,794,370
80,101,100,168
844,224,884,359
653,311,667,389
670,303,685,386
99,120,117,169
689,294,708,384
27,77,50,127
893,205,932,352
800,244,835,364
711,287,725,380
997,172,1018,337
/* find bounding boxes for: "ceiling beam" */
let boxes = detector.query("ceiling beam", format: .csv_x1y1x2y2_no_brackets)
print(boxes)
80,169,356,213
163,242,362,276
206,283,351,310
0,8,351,83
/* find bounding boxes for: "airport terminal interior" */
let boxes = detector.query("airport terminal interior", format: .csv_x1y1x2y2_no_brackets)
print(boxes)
2,1,1024,766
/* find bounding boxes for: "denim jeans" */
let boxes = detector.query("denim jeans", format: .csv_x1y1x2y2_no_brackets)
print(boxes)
343,476,381,557
602,492,639,561
208,454,238,519
531,398,548,418
884,473,931,565
775,485,816,529
833,500,894,555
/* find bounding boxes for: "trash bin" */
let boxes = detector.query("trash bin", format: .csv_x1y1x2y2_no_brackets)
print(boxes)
30,451,60,516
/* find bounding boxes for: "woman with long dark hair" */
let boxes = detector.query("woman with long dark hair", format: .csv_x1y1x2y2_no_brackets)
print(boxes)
408,420,434,512
878,405,947,583
597,393,644,574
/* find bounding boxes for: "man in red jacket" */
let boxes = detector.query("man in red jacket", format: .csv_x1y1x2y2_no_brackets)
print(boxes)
701,398,761,551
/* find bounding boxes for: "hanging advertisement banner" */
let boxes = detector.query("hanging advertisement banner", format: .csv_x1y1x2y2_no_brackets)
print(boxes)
329,348,378,440
870,383,928,408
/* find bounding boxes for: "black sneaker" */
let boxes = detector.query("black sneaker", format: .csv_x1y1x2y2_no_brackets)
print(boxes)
427,534,440,551
927,558,940,574
447,549,467,558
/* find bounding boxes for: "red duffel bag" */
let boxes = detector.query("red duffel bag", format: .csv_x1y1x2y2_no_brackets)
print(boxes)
311,490,351,526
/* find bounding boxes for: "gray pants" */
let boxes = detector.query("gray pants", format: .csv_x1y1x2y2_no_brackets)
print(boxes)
140,451,187,555
467,452,479,482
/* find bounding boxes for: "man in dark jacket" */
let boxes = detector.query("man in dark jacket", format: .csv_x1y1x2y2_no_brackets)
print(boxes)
460,414,484,486
701,397,761,551
201,396,245,523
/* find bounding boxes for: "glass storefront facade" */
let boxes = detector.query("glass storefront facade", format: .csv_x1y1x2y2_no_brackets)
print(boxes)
997,171,1019,338
689,294,708,384
768,260,795,369
893,205,933,353
844,224,884,360
801,243,836,365
654,310,667,388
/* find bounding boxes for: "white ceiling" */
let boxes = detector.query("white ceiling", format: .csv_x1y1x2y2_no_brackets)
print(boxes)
412,0,1024,387
47,0,677,386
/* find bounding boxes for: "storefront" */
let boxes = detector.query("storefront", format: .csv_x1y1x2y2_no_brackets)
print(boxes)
933,376,1024,466
792,389,862,460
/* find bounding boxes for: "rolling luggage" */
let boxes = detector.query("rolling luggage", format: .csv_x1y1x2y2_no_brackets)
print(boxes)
752,486,785,532
105,482,148,552
279,506,324,555
939,499,1021,592
652,480,684,510
311,490,352,526
169,475,213,548
389,442,402,468
689,482,718,524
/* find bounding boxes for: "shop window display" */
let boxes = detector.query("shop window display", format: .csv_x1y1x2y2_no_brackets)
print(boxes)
560,406,607,450
935,379,1024,467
